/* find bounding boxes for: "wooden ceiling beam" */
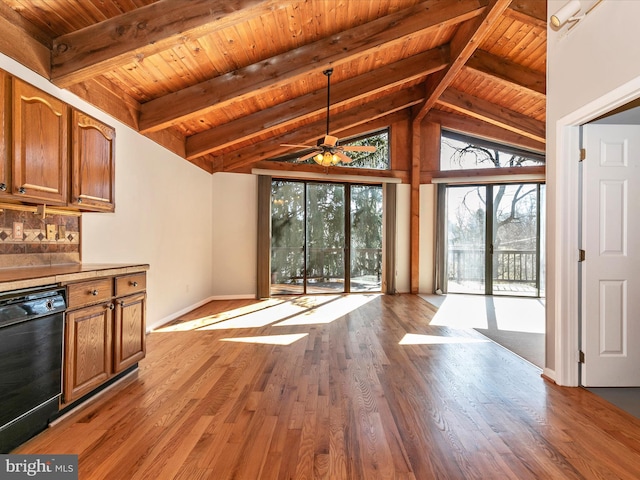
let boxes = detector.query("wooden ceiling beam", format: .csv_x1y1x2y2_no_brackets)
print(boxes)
0,4,51,78
217,87,425,172
426,109,545,152
414,0,512,124
466,50,545,96
505,1,547,29
437,87,546,143
185,46,449,159
138,0,486,133
51,0,283,88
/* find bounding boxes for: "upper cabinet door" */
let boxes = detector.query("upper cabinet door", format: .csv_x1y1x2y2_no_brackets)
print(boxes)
12,78,68,205
0,70,11,198
12,78,69,205
71,109,115,212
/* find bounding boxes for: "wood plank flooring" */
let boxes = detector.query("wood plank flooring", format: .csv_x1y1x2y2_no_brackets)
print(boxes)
16,294,640,479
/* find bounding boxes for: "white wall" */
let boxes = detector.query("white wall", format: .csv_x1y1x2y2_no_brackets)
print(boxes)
0,53,215,331
211,172,257,298
546,0,640,384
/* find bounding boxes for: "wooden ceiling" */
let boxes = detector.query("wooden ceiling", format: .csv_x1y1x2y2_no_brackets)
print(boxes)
0,0,546,175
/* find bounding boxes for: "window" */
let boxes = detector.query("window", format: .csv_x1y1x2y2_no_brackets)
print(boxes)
440,131,545,171
339,129,390,170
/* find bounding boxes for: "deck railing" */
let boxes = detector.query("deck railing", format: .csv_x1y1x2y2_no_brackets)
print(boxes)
448,248,537,284
271,246,382,283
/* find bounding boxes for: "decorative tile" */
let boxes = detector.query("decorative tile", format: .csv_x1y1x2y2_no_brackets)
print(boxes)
0,207,81,266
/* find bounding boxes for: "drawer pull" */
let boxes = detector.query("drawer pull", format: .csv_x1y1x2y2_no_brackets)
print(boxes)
131,281,138,287
91,289,99,296
108,303,115,310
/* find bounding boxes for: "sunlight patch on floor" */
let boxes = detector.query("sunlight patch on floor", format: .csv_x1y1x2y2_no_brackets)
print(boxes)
494,297,545,334
154,298,285,332
422,294,490,329
274,294,379,326
399,333,491,345
220,333,308,345
420,294,545,334
198,295,338,330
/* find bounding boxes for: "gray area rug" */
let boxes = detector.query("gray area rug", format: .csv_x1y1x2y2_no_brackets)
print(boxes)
586,388,640,419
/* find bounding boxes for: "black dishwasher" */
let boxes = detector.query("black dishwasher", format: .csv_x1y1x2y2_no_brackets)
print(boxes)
0,286,66,453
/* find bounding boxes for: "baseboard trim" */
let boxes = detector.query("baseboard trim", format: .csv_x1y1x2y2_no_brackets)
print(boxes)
148,294,258,331
542,368,557,384
147,296,215,331
209,294,256,300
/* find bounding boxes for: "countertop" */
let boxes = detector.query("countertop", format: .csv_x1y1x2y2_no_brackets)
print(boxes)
0,263,149,293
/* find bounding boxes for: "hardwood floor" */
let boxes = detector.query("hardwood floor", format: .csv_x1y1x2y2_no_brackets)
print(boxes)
16,294,640,479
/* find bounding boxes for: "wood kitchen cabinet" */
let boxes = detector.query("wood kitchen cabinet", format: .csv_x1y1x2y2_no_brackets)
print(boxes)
12,78,68,205
64,301,113,403
63,277,114,404
0,70,11,198
114,273,146,373
71,109,115,212
63,272,147,405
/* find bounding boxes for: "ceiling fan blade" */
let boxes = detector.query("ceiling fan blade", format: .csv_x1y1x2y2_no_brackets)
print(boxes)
340,145,377,153
281,143,315,149
336,151,352,163
296,150,321,162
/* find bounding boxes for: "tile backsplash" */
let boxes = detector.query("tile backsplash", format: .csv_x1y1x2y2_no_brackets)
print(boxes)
0,207,80,267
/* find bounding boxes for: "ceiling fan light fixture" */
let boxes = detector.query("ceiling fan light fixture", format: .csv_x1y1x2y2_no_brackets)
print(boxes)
314,151,339,167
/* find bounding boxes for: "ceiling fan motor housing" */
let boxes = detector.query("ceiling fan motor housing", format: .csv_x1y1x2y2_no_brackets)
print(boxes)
318,135,339,147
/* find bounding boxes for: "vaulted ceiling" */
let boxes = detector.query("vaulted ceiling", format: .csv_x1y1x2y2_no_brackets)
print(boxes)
0,0,546,175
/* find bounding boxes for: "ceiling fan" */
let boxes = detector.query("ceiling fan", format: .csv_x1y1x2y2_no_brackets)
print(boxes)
281,68,377,166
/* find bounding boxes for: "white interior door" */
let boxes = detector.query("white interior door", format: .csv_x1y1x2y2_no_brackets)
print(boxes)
582,124,640,386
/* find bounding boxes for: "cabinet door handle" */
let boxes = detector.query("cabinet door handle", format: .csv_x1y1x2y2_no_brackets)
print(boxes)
77,198,83,204
18,187,26,194
131,281,138,287
108,303,115,310
91,289,99,296
0,183,6,191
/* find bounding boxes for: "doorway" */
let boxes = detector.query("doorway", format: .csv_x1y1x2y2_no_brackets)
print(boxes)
270,179,383,295
444,183,545,297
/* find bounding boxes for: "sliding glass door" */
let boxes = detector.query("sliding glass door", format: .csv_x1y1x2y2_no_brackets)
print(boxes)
445,186,487,294
491,184,540,295
270,180,382,295
444,183,544,297
350,185,383,292
306,183,346,294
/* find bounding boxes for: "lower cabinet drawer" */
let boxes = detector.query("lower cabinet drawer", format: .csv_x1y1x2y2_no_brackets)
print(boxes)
115,272,146,297
67,278,113,309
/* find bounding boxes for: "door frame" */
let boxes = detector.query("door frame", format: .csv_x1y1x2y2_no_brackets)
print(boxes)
552,77,640,387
